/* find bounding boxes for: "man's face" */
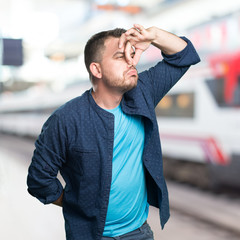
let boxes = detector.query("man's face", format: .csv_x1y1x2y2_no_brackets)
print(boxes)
99,37,138,93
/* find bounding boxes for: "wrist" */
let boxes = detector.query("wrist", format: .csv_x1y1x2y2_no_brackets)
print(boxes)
147,26,158,44
149,27,187,55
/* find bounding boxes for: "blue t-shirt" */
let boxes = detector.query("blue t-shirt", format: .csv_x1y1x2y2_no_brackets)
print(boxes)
103,104,149,237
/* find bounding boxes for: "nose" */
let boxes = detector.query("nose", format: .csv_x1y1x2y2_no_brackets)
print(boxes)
127,64,136,68
127,64,135,69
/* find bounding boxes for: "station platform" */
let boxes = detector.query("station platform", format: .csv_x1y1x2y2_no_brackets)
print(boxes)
1,140,240,240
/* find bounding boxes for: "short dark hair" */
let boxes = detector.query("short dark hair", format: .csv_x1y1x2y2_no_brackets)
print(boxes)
84,28,126,78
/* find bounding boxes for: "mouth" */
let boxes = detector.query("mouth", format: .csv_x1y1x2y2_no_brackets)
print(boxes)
126,68,138,77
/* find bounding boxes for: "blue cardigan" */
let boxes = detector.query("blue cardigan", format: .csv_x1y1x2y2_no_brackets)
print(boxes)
27,37,200,240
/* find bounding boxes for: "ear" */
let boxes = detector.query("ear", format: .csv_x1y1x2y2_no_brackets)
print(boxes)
89,62,102,79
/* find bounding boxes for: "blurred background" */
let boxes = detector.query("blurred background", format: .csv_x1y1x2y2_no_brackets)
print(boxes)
0,0,240,239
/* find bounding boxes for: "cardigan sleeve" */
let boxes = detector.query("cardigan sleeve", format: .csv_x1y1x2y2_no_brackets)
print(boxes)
27,113,67,204
138,37,200,107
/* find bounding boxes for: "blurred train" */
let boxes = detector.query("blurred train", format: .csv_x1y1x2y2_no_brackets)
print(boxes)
0,81,91,137
0,11,240,190
156,11,240,189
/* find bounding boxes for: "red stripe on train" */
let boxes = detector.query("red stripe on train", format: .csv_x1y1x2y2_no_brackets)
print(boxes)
161,134,229,165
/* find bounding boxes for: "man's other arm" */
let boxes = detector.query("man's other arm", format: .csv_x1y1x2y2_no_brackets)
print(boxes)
53,190,64,207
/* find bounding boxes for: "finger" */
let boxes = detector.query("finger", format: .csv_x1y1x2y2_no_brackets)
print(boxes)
118,33,127,49
133,24,145,33
125,32,143,47
124,41,133,65
132,49,143,66
125,36,140,47
125,28,142,37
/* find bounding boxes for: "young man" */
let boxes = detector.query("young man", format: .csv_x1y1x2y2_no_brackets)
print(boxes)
27,24,200,240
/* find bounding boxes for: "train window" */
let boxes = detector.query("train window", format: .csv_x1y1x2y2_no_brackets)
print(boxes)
155,93,194,118
157,95,173,109
206,77,240,107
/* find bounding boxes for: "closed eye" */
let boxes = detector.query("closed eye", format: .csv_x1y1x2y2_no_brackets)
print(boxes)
113,52,125,59
113,51,135,60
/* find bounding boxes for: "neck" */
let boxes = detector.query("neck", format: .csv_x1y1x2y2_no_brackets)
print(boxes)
92,87,122,110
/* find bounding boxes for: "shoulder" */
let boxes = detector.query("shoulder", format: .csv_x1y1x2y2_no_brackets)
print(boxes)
39,90,92,138
45,90,90,127
55,90,89,114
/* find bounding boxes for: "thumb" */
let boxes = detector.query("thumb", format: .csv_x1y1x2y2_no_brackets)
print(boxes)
132,49,143,66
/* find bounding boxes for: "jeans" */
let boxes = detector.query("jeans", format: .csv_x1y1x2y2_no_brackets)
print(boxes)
101,222,154,240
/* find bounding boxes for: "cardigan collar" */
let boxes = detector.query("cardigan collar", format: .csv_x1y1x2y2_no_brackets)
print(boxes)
121,85,154,122
88,85,154,123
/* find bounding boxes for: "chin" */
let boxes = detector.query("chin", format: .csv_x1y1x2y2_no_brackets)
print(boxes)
124,80,138,92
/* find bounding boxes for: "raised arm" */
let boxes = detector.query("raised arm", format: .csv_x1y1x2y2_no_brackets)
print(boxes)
120,24,200,107
119,24,187,66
